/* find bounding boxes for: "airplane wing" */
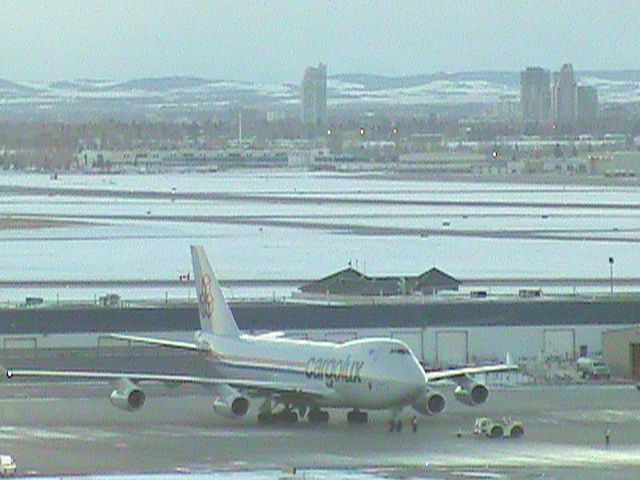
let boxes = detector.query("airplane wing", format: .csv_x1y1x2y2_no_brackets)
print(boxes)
4,367,324,400
254,331,286,339
425,363,519,382
109,334,203,352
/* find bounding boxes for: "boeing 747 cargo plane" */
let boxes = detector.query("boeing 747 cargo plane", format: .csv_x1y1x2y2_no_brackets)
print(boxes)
5,246,517,428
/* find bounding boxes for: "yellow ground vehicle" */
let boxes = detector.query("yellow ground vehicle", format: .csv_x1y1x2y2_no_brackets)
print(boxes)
0,455,16,476
474,417,524,438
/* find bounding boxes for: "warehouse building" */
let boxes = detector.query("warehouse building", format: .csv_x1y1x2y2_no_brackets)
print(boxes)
1,296,640,369
298,267,460,296
602,326,640,380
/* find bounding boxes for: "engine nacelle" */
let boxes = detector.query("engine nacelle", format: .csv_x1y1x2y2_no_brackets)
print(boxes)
454,376,489,406
412,387,446,416
212,385,250,419
109,378,146,412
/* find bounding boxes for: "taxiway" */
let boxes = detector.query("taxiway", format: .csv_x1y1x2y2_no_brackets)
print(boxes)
0,383,638,479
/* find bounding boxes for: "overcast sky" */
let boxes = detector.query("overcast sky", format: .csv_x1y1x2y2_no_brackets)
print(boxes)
1,0,638,83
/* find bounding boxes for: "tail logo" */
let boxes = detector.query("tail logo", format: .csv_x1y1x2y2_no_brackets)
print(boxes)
199,274,214,319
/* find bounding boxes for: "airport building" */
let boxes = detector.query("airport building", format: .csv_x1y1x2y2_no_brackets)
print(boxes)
602,326,640,380
1,294,640,373
76,149,288,172
298,267,460,296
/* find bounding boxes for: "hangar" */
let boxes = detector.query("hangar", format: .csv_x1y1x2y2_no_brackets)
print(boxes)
0,296,637,373
602,326,640,380
298,267,460,296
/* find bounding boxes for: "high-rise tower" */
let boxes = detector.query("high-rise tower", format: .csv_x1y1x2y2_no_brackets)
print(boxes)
576,85,598,129
551,64,577,128
520,67,550,123
301,63,327,125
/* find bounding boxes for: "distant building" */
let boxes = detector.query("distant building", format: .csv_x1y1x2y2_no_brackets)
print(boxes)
520,67,550,123
408,268,462,295
301,63,327,125
602,325,640,379
497,94,520,121
75,149,288,172
551,64,577,129
576,85,598,129
299,267,460,297
589,152,640,177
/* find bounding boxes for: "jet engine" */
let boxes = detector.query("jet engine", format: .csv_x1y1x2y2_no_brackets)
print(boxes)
454,376,489,406
109,378,146,412
212,385,250,419
412,387,446,416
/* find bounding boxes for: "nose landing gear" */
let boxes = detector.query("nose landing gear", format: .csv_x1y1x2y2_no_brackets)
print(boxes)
388,419,403,432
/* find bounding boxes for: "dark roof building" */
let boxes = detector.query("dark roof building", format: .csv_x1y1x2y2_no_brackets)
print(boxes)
411,268,461,294
299,267,460,296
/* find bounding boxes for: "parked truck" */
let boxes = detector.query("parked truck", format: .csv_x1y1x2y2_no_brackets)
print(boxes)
576,357,611,379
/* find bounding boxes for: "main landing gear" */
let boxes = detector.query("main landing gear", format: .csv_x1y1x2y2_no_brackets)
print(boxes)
308,407,330,425
347,409,368,425
256,400,368,427
257,409,298,425
257,400,298,425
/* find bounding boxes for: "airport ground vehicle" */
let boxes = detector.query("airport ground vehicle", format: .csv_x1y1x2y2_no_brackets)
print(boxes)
474,417,524,438
0,455,16,476
576,357,611,379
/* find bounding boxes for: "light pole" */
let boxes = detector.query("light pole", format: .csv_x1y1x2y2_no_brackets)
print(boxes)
609,257,614,294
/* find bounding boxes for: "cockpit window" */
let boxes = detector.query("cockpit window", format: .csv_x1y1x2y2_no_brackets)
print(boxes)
390,348,410,355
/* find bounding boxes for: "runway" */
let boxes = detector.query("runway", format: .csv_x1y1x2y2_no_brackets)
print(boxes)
0,383,639,478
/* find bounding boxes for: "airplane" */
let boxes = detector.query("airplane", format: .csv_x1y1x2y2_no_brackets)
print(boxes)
4,246,518,429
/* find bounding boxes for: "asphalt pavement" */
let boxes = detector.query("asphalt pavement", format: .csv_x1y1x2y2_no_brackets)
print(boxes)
0,383,639,479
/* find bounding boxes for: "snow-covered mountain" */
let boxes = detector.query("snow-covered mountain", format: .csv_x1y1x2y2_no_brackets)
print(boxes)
328,71,640,105
1,71,639,118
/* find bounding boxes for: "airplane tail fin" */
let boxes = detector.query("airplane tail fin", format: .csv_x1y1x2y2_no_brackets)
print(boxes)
190,245,240,337
506,352,514,366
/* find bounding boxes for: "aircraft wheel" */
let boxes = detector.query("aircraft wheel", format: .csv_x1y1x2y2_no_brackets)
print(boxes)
320,410,329,424
308,408,322,425
308,409,320,425
258,412,273,425
510,426,524,438
347,410,368,424
309,408,329,425
284,410,298,424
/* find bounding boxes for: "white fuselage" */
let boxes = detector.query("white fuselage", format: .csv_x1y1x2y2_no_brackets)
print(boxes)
195,331,427,410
